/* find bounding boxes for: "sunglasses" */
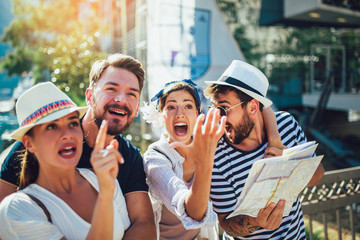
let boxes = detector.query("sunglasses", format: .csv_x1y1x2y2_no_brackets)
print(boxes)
208,102,244,116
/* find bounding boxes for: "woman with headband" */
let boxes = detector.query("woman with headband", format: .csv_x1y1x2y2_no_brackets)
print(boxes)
0,82,130,239
140,79,223,239
141,79,282,240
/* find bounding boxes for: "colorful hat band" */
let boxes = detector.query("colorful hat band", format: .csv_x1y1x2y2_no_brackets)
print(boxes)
21,100,76,127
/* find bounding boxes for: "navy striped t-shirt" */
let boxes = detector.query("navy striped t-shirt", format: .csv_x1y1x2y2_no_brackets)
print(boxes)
210,111,307,240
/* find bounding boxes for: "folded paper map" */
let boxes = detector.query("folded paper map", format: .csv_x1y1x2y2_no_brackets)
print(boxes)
227,141,323,219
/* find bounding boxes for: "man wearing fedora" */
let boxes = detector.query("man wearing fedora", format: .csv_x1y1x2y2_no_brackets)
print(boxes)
0,53,156,239
204,60,324,240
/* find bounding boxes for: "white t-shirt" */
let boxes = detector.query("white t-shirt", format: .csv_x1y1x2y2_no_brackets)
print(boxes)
0,168,130,240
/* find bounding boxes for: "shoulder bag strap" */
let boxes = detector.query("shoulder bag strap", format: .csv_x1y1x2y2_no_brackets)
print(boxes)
152,148,175,170
24,193,52,223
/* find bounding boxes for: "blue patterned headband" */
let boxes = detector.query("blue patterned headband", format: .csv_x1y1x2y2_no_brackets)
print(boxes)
151,79,201,113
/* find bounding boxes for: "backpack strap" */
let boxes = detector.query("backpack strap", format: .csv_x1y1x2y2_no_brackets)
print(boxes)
24,193,52,223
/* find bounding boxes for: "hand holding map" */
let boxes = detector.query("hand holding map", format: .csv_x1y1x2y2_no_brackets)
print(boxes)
227,141,323,218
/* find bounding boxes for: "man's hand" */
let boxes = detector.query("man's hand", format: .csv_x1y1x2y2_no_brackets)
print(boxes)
307,163,324,186
264,146,284,158
218,200,286,237
254,200,286,230
264,138,287,158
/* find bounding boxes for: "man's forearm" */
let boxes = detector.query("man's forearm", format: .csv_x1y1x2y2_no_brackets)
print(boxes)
123,192,156,240
221,215,260,237
123,221,156,240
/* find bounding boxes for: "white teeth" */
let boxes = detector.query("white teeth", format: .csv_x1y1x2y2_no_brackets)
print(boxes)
62,151,74,156
174,123,186,127
111,110,126,115
64,146,73,150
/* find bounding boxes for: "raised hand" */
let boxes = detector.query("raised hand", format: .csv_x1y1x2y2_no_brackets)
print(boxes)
170,107,226,170
90,120,123,194
168,107,226,221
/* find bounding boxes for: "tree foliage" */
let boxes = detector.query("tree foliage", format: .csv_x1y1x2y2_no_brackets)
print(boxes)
216,0,238,24
233,26,260,63
216,0,360,93
267,27,337,85
1,0,106,104
268,27,360,92
216,0,260,63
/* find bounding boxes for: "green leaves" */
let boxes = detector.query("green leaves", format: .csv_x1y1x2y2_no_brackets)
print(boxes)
1,0,105,105
46,32,105,100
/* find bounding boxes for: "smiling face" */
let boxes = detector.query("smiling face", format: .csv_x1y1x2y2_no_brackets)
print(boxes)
23,111,83,170
87,66,140,135
161,90,199,145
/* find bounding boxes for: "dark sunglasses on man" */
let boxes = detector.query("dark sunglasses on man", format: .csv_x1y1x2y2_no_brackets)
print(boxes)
207,101,244,116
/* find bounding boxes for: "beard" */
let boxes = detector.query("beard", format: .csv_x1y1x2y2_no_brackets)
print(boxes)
92,102,134,136
227,112,254,145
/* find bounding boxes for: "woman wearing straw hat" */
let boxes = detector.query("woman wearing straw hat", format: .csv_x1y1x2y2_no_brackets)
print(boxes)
0,82,130,239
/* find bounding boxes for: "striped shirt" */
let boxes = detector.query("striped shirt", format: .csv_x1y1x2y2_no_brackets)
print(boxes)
210,111,306,240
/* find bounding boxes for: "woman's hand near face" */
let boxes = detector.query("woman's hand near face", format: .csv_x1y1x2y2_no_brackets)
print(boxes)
90,120,123,194
171,107,226,171
192,107,226,170
170,107,226,221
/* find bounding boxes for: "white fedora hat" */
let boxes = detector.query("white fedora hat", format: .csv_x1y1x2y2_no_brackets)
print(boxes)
205,60,272,108
11,82,88,141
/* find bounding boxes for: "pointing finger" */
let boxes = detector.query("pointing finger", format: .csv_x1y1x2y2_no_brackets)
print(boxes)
94,120,107,153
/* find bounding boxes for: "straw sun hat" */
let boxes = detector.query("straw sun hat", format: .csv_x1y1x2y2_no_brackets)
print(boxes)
205,60,273,108
11,82,88,141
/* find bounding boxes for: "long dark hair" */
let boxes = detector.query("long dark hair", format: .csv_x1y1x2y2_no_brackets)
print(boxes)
18,129,39,190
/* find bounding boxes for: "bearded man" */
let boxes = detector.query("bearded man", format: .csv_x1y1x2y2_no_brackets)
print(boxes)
204,60,324,240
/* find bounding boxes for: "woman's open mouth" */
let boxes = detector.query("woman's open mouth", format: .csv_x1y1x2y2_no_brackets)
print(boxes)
174,122,188,136
58,145,77,159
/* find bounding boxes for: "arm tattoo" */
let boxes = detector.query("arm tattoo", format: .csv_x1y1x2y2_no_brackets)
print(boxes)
223,215,260,237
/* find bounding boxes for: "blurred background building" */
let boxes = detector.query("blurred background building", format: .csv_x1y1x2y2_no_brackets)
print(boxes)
1,1,359,237
1,0,360,168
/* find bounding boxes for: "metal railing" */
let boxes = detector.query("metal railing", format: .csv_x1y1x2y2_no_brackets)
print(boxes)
300,166,360,240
